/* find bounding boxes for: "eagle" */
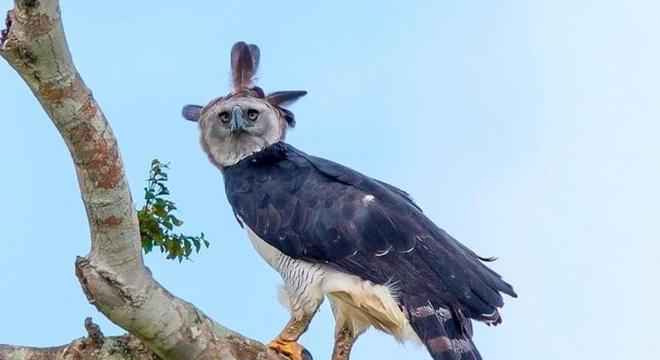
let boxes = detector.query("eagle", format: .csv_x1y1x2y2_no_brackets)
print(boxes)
182,42,516,360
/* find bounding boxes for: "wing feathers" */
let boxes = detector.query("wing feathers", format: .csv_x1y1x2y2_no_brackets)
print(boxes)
222,142,516,359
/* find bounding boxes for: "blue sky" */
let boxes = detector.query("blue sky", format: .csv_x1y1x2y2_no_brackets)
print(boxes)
1,1,659,359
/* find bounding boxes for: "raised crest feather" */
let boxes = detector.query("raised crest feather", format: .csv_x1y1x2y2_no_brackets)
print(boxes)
266,91,308,107
181,104,203,122
231,41,260,91
183,42,307,128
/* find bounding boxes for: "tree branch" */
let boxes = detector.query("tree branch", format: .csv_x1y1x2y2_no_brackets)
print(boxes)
0,1,284,359
0,318,159,360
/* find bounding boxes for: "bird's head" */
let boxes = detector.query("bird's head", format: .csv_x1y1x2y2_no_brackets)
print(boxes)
182,42,306,168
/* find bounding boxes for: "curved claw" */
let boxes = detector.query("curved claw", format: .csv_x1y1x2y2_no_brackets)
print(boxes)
267,338,313,360
301,348,313,360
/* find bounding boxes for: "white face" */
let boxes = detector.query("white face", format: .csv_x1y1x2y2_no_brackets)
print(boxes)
198,96,285,167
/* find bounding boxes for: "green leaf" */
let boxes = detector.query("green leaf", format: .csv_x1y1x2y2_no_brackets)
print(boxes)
192,238,201,253
136,159,211,261
170,215,183,227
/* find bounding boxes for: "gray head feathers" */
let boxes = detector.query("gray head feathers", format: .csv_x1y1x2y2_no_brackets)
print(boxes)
182,41,307,127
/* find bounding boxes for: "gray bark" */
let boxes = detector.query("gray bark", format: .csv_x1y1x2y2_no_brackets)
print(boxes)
0,1,285,359
0,318,160,360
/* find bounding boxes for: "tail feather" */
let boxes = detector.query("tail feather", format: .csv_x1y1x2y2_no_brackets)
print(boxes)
405,298,482,360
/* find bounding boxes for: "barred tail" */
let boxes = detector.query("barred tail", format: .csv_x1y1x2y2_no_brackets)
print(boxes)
405,298,482,360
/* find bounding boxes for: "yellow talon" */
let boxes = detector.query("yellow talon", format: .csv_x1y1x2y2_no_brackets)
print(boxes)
267,337,313,360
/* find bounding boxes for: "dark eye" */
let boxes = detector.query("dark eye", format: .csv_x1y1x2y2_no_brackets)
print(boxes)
218,111,230,123
247,109,259,121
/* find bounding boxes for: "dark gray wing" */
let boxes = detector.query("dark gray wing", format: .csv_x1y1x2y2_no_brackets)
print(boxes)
223,143,516,359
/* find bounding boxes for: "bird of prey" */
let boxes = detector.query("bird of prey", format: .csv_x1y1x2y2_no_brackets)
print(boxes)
182,42,516,360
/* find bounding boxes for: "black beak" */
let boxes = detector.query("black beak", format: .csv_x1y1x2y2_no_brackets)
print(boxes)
229,105,245,133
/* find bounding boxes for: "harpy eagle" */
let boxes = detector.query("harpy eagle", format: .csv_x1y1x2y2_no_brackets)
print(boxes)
182,42,516,360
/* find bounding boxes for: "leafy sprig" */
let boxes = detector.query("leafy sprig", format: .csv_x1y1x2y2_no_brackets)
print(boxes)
137,159,209,261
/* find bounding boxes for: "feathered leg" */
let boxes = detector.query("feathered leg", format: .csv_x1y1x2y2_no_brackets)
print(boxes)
267,313,315,360
328,296,368,360
268,269,325,360
331,325,358,360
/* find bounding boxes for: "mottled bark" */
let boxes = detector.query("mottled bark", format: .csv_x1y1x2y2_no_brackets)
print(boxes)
0,1,284,359
0,318,160,360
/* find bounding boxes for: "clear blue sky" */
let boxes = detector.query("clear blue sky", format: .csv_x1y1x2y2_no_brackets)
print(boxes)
1,1,658,359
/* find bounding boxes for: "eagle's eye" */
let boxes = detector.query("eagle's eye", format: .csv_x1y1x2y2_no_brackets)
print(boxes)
247,109,259,121
219,111,230,123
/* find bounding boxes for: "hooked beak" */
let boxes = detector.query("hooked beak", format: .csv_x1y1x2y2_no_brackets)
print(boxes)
229,105,245,133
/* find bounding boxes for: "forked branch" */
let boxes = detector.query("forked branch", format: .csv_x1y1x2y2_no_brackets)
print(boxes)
0,1,284,359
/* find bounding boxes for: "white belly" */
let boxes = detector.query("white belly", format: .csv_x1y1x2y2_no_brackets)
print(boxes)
244,226,420,343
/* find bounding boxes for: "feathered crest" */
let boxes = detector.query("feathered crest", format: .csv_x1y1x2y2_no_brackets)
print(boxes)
182,42,307,126
231,41,260,91
266,91,308,107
